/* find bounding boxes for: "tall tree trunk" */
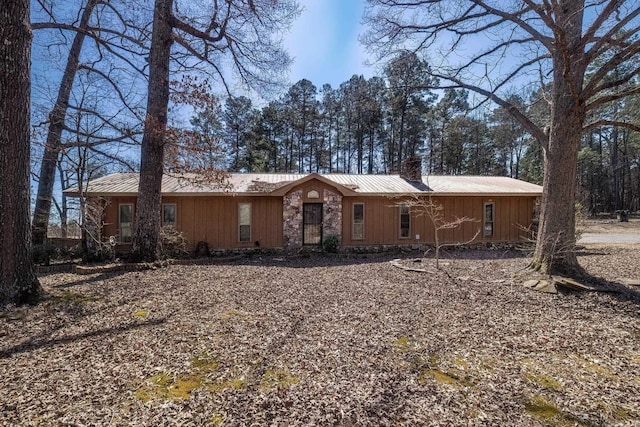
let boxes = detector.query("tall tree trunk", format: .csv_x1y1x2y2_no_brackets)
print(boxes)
57,159,68,238
398,102,406,171
611,126,620,210
367,130,374,174
131,0,173,262
328,116,333,172
0,0,42,305
532,104,585,275
531,0,586,277
620,128,628,210
31,0,99,245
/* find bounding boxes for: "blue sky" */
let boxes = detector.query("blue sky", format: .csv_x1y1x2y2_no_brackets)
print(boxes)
283,0,373,89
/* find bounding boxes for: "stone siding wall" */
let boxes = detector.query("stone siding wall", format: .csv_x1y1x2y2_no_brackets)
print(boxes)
283,188,343,250
323,189,342,243
283,190,303,249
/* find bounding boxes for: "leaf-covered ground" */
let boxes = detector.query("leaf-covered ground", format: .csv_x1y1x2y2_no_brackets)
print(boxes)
1,245,639,426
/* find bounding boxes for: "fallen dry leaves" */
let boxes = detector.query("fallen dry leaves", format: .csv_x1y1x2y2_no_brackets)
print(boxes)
1,245,639,426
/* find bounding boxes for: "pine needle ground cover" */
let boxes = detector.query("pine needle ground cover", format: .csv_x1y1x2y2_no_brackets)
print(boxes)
1,246,639,426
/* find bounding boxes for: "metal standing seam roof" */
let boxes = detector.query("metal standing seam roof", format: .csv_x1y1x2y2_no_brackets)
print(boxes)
422,175,543,194
64,172,543,196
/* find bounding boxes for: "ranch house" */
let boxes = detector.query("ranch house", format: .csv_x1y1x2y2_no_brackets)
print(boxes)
65,164,542,253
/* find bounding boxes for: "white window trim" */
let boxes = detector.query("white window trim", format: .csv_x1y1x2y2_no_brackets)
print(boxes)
118,203,134,244
238,202,252,242
399,205,410,239
352,203,365,240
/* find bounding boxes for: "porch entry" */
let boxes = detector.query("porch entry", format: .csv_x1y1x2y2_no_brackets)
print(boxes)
303,203,323,245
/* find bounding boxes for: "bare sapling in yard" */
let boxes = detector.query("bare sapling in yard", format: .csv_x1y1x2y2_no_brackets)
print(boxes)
80,197,115,262
394,194,480,269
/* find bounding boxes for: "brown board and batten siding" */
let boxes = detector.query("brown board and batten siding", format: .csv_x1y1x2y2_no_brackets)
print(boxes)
436,195,536,242
66,172,543,251
341,196,420,245
104,195,283,250
341,195,536,246
171,196,283,249
102,196,136,239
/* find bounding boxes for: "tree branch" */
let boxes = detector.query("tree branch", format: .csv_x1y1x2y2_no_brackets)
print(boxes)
584,119,640,133
586,86,640,112
431,72,548,146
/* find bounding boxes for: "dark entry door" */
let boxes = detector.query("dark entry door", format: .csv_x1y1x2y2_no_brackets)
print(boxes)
303,203,323,245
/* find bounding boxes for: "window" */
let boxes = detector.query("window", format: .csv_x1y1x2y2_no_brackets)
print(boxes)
238,203,252,242
400,205,410,238
162,203,176,227
352,203,365,240
119,204,133,243
484,202,494,237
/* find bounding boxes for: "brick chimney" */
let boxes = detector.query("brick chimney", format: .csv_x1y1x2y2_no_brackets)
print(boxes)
400,156,423,182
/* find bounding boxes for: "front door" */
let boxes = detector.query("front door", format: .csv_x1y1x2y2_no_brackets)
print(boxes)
303,203,323,245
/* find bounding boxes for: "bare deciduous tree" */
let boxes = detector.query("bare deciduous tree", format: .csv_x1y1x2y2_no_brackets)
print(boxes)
395,194,480,269
30,0,147,246
364,0,640,276
0,0,42,305
132,0,300,261
31,0,101,246
80,197,115,262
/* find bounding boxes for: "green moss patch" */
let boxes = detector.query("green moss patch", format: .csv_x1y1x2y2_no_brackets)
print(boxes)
525,395,592,427
525,395,561,419
51,290,102,304
208,377,246,393
136,350,250,402
419,368,475,387
611,406,639,422
523,372,563,391
210,413,224,426
409,352,475,388
393,336,416,351
453,358,469,369
137,350,217,402
583,359,618,380
260,368,300,391
595,401,639,423
190,350,219,371
136,372,205,402
419,368,458,386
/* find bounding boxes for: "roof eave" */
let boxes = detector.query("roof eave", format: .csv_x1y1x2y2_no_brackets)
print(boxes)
65,191,290,198
66,189,543,198
441,193,543,197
